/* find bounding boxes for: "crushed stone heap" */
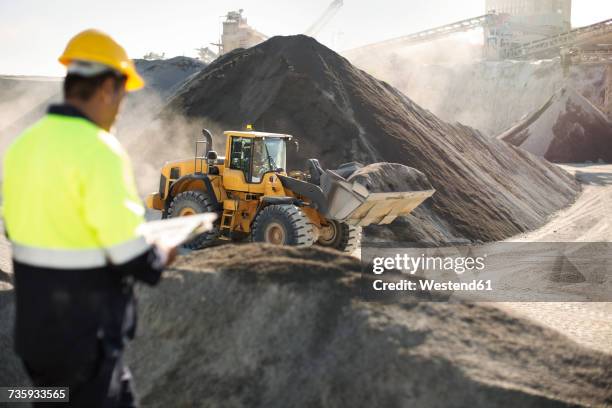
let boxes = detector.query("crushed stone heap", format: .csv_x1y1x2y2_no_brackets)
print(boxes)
134,56,206,98
158,35,579,244
347,162,434,193
127,245,611,407
2,246,611,406
498,87,612,163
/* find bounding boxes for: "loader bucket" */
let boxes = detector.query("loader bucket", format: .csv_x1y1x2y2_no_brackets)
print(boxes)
320,170,435,227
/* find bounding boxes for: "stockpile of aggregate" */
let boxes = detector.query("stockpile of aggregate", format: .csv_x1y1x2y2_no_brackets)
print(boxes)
158,35,579,243
1,246,611,406
119,56,206,132
346,162,434,193
125,245,612,407
348,52,607,138
498,87,612,163
133,56,206,98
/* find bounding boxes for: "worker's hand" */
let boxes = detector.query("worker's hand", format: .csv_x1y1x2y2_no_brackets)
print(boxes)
153,243,178,268
165,246,178,266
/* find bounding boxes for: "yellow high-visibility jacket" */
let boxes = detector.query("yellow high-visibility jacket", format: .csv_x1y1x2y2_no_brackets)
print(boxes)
3,105,150,269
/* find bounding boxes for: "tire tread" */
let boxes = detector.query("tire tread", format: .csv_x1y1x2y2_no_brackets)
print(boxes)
167,190,220,249
252,204,315,246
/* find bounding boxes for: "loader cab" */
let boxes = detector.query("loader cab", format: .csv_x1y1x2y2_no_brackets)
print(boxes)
223,131,291,191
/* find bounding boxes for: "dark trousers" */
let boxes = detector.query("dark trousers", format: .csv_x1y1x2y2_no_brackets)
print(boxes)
13,261,139,408
22,350,136,408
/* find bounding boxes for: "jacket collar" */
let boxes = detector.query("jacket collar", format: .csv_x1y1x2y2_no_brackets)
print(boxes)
47,103,95,125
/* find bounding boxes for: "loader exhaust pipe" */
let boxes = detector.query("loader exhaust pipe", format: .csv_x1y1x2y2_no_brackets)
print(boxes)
195,129,215,174
201,128,214,153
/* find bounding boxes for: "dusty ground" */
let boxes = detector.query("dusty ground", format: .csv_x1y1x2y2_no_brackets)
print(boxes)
495,163,612,355
511,164,612,243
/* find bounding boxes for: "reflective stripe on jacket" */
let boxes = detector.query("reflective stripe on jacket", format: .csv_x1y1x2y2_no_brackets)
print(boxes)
2,104,149,268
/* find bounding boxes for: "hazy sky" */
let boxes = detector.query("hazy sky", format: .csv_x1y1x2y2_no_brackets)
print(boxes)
1,0,610,76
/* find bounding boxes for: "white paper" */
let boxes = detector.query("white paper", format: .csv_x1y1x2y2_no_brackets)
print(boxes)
136,213,218,249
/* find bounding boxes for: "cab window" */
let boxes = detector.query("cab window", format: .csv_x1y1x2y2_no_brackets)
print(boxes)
251,138,286,183
230,137,253,181
169,167,180,180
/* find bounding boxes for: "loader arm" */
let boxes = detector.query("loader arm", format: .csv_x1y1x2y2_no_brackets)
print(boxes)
278,175,329,215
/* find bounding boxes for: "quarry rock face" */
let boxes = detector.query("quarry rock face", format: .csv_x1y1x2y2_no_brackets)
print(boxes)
499,87,612,163
159,35,579,244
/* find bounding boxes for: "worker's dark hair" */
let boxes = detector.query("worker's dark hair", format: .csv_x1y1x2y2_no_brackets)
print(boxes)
63,72,126,101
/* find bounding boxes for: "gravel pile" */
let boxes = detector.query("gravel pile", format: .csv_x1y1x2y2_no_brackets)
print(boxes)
156,35,579,244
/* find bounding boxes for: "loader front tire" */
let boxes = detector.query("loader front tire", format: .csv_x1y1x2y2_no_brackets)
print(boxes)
167,190,220,250
251,204,315,247
317,220,361,253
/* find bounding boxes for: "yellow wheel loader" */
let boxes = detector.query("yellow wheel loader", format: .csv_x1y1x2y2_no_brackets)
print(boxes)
146,129,435,252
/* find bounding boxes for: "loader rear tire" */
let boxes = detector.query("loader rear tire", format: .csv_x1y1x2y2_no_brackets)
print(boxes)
317,220,361,253
251,204,315,247
167,190,220,250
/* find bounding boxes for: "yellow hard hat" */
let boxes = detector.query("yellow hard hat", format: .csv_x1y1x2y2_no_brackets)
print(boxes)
58,29,145,92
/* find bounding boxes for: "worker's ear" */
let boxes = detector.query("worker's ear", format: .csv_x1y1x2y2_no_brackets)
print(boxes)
99,77,114,105
100,77,125,104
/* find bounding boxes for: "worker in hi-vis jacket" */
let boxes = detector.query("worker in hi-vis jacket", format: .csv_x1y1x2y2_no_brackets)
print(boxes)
2,29,176,407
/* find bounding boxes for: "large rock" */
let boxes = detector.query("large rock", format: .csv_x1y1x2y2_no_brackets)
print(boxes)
154,35,579,244
498,87,612,163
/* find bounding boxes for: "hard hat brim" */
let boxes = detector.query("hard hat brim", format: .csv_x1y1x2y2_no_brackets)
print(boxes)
124,67,145,92
60,56,145,92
